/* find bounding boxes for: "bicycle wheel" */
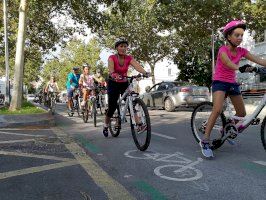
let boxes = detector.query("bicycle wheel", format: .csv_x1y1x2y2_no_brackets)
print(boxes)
109,109,121,137
191,102,226,150
261,116,266,151
82,103,89,123
92,100,97,127
130,98,151,151
51,99,56,115
67,101,74,117
75,100,80,116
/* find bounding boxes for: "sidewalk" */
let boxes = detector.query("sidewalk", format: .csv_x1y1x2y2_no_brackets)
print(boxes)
0,103,55,128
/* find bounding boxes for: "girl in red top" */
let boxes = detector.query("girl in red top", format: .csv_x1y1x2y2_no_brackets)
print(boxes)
103,38,149,137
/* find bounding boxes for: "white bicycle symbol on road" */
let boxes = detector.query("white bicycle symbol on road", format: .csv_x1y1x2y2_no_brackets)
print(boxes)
124,150,203,182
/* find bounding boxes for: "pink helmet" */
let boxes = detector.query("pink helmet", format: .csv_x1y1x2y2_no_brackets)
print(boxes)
223,20,246,38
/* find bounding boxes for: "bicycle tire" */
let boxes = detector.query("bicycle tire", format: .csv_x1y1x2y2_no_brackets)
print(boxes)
93,100,97,127
261,116,266,151
130,98,151,151
82,103,89,123
191,102,226,150
76,100,80,116
109,109,121,137
51,100,55,115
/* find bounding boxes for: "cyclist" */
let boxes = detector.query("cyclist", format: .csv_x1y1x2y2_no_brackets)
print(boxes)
94,69,106,87
45,76,59,105
102,38,150,137
200,20,266,158
45,76,59,93
94,69,107,110
66,66,80,112
79,63,95,107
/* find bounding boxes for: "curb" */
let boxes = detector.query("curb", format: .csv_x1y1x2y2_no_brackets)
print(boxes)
0,112,55,128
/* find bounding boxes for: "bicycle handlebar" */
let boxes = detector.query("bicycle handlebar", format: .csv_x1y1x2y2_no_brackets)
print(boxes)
239,65,266,75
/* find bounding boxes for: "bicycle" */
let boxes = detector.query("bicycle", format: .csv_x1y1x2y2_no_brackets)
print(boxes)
67,89,80,117
109,74,151,151
191,67,266,151
96,85,108,115
47,91,58,115
80,92,97,127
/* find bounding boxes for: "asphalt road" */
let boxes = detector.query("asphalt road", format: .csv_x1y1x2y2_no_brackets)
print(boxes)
0,102,265,200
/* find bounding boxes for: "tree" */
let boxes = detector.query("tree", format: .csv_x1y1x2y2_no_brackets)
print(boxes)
98,0,176,84
42,38,102,90
10,0,28,111
1,0,112,109
155,0,266,85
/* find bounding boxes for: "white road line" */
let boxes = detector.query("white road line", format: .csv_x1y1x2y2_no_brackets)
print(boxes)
0,139,35,144
0,151,75,162
253,161,266,167
119,130,176,140
152,132,176,140
0,131,44,137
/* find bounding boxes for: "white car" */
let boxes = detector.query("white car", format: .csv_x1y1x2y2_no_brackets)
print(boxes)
59,91,67,103
27,94,35,102
140,81,211,112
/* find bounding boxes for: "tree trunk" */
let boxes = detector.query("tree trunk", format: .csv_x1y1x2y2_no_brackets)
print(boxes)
149,63,155,84
9,0,28,111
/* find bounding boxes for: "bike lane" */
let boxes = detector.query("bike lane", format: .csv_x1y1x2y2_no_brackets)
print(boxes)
0,126,121,200
54,103,266,200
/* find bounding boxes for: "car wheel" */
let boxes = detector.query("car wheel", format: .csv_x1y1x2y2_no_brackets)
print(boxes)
164,97,175,112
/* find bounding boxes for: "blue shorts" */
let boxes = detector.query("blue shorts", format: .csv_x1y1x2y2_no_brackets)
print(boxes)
212,80,241,96
67,88,74,98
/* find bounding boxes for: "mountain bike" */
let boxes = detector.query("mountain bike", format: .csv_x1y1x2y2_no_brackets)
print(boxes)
80,93,97,127
109,74,151,151
47,91,58,115
191,67,266,151
96,85,108,115
67,89,80,117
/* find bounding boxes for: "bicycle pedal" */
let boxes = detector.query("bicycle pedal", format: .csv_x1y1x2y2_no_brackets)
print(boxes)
229,133,237,139
226,139,235,145
251,118,260,125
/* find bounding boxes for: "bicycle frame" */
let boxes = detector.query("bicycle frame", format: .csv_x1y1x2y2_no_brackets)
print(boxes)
224,93,266,132
118,81,138,125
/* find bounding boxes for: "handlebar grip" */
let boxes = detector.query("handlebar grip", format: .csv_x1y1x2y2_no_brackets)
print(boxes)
239,64,252,73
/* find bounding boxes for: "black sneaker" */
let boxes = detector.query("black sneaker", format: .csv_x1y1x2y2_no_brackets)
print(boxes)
103,127,108,137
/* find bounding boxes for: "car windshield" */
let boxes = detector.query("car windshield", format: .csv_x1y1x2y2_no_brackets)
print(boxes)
172,82,190,87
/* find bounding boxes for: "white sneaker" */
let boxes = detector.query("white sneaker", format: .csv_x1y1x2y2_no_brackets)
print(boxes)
199,140,214,158
81,101,86,107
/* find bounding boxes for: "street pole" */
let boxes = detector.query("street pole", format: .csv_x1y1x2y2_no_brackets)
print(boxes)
3,0,10,105
211,28,215,75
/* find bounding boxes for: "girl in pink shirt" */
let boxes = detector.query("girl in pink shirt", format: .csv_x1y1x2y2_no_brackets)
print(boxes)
102,38,149,137
79,64,95,107
200,20,266,158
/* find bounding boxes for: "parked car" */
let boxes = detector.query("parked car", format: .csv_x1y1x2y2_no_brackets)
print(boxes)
140,81,211,112
26,94,35,102
59,91,67,103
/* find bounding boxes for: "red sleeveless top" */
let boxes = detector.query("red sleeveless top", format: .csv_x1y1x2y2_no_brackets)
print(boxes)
109,54,133,82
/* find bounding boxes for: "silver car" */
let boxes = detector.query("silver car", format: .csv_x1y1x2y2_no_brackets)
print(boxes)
140,81,210,112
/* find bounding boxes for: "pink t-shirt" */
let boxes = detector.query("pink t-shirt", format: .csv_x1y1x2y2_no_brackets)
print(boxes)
213,46,249,83
109,54,133,82
81,74,94,89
